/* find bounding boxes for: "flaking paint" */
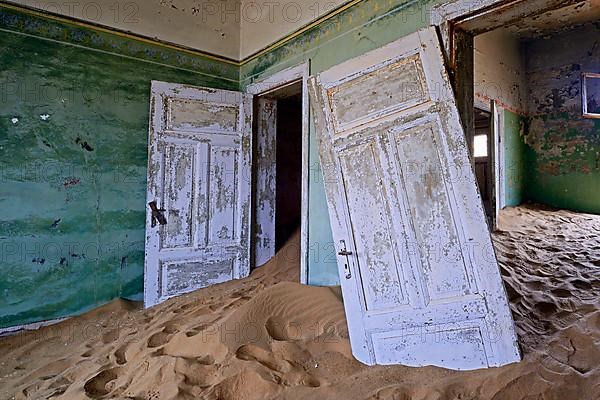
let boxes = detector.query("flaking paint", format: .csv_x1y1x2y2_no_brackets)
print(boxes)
523,23,600,214
0,8,236,329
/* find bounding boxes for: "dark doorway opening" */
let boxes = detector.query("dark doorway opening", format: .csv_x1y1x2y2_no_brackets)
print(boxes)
275,92,302,251
252,80,303,268
472,108,493,224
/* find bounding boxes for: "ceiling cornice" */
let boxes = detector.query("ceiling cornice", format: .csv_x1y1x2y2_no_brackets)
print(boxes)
0,0,366,67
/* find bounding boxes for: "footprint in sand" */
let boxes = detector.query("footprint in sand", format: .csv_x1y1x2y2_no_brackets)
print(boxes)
162,324,179,334
188,306,212,318
236,344,289,373
172,302,196,314
534,301,558,316
147,325,179,348
147,331,170,348
185,323,211,337
208,302,226,312
223,298,246,312
571,279,593,291
114,343,129,365
83,367,121,398
265,317,299,341
370,386,413,400
236,344,320,388
550,288,572,298
81,349,95,358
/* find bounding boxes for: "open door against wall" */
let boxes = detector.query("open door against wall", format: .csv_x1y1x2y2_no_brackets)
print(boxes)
309,27,520,370
144,82,252,308
491,99,505,229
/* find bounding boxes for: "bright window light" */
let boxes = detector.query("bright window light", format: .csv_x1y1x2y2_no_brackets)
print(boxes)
473,134,488,158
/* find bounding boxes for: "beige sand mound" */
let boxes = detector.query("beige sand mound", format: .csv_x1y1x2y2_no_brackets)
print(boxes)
1,206,600,400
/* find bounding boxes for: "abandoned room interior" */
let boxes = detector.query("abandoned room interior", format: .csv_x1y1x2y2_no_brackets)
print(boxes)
0,0,599,398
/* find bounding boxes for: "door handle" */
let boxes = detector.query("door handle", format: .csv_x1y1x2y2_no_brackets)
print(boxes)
338,240,353,280
148,201,167,227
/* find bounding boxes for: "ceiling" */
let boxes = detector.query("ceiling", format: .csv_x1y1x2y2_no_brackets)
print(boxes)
458,0,600,39
8,0,353,61
504,0,600,39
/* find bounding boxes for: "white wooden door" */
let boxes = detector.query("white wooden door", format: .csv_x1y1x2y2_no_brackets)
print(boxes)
253,97,277,267
309,27,520,370
144,82,253,308
491,100,505,224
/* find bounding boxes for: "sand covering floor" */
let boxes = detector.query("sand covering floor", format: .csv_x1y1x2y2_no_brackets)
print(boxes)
1,205,600,400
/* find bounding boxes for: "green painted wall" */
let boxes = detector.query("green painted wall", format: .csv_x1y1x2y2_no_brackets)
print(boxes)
241,4,600,288
0,7,236,329
524,115,600,214
241,0,447,286
523,24,600,214
5,0,582,326
503,110,527,207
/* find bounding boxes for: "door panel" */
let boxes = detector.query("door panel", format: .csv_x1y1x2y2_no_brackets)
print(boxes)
145,82,252,308
162,143,196,249
309,27,520,370
338,142,407,311
208,146,240,244
393,122,474,302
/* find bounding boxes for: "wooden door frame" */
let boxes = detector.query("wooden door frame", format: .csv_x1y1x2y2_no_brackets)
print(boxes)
432,0,575,230
246,62,311,284
308,27,520,368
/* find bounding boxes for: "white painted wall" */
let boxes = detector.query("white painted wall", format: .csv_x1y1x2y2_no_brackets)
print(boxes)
239,0,350,58
474,28,526,113
13,0,240,59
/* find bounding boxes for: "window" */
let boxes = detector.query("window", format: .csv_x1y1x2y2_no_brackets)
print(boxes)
473,134,488,158
582,73,600,118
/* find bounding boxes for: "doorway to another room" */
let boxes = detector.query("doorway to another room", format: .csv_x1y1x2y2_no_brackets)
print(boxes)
248,64,310,282
471,108,493,226
448,0,600,230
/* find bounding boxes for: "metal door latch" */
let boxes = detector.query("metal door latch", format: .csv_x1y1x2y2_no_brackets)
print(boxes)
148,201,167,227
338,240,353,279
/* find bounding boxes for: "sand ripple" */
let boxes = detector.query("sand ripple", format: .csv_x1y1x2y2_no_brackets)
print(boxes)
0,205,599,400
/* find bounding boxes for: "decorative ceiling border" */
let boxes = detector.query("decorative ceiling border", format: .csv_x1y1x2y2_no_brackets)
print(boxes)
0,0,368,67
0,1,239,64
240,0,364,65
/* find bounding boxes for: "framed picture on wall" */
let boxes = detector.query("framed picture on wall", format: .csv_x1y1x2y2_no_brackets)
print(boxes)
582,72,600,118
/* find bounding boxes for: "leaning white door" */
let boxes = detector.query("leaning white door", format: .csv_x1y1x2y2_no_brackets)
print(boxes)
309,27,520,370
144,82,252,308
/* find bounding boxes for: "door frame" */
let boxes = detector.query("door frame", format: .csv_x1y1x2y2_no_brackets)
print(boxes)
433,0,571,229
246,62,311,284
308,27,520,368
491,100,506,227
471,106,495,228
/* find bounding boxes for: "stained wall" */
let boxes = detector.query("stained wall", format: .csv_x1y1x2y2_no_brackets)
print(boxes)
0,6,236,329
474,28,528,207
241,0,444,285
11,0,241,59
523,23,600,214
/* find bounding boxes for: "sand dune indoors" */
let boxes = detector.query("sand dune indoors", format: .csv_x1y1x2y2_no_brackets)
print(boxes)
1,205,599,400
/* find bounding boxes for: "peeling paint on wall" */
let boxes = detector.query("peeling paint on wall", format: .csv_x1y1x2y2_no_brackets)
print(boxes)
240,0,441,286
0,6,238,84
523,23,600,214
0,9,236,329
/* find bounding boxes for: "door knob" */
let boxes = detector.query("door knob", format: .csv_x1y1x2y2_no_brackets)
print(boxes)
148,201,167,227
338,240,353,279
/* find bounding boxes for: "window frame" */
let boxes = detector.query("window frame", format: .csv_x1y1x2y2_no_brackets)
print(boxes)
582,72,600,119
